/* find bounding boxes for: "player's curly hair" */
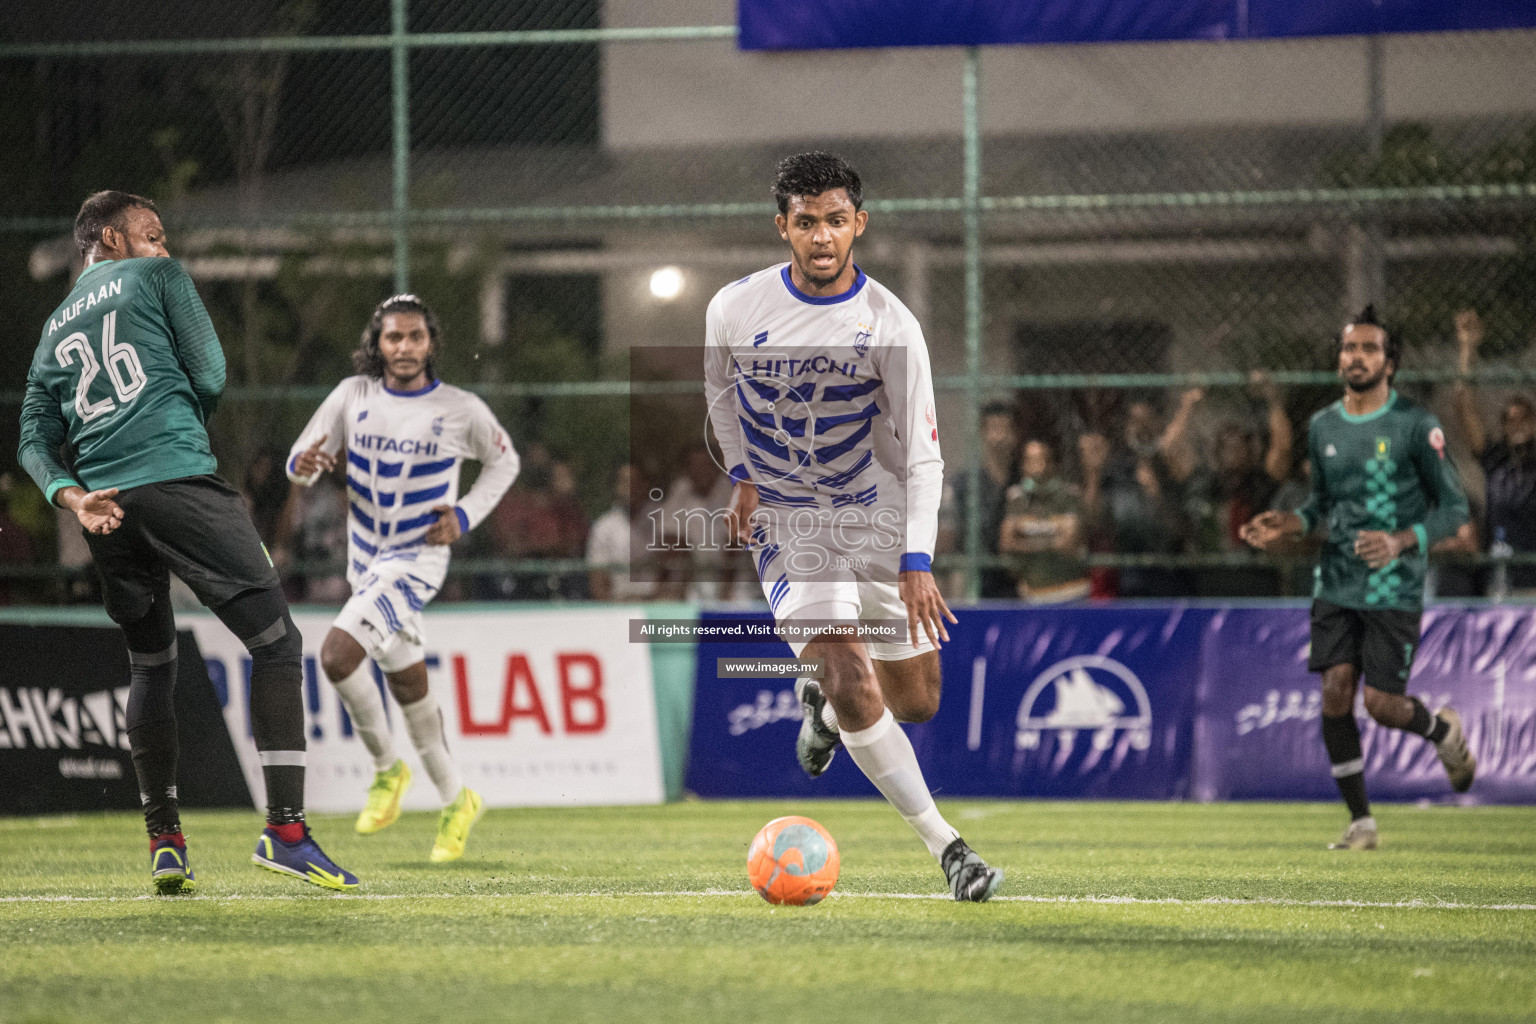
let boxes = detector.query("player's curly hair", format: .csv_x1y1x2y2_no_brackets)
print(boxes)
1337,304,1401,380
354,293,441,380
771,152,863,214
74,191,158,257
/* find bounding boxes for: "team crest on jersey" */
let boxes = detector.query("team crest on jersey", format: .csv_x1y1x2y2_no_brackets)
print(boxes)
1375,437,1390,458
431,415,444,436
357,410,368,422
853,322,872,357
1428,426,1446,459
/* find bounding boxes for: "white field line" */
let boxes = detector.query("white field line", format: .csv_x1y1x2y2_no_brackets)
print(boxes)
1,890,1532,911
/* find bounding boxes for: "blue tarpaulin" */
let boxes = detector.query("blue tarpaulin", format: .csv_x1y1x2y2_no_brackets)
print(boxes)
738,1,1536,51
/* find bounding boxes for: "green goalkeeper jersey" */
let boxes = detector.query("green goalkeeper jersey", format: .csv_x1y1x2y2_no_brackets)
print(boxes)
1295,390,1469,611
19,257,225,504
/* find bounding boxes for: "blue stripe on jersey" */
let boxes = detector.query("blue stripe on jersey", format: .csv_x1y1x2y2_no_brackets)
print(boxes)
403,481,450,506
351,558,368,575
376,460,403,478
786,381,817,404
740,417,793,460
769,575,790,612
755,541,781,578
350,503,375,531
376,491,396,507
736,385,780,430
816,401,880,433
350,531,378,557
395,510,439,532
393,578,425,612
346,475,373,502
749,449,804,482
410,456,456,478
347,451,370,473
816,418,873,464
374,594,402,634
758,485,817,507
779,416,807,438
406,572,438,593
831,485,878,507
817,450,872,490
822,377,882,403
742,376,780,402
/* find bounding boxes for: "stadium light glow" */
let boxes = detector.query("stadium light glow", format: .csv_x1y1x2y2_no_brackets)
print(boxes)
649,266,685,301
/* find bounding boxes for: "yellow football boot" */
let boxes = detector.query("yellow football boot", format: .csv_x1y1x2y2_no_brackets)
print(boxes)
356,760,412,835
429,787,483,863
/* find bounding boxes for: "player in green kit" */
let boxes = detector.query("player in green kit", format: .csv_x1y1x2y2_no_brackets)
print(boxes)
1242,307,1477,850
18,191,358,892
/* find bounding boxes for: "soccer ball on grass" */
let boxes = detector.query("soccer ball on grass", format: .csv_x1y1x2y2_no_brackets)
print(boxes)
747,815,839,905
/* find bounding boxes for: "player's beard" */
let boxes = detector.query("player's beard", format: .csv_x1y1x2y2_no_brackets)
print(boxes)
797,247,850,288
1343,364,1388,393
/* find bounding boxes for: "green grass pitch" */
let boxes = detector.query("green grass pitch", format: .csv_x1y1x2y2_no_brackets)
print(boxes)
2,800,1533,1023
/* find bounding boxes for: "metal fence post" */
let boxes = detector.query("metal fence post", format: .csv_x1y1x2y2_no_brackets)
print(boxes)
962,45,984,602
391,0,411,292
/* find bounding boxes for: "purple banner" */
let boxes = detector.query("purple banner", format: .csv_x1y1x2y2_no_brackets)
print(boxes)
1194,606,1536,803
686,607,1204,798
739,0,1536,51
688,603,1536,803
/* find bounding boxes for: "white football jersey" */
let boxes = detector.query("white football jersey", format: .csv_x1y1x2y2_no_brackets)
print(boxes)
287,376,519,588
704,263,943,570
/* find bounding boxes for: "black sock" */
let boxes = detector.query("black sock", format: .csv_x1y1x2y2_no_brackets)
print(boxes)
129,719,180,837
122,603,181,839
1406,697,1449,743
216,588,307,827
1321,713,1371,820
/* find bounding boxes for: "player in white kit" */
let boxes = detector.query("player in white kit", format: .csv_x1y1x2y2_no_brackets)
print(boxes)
287,294,519,861
705,153,1002,901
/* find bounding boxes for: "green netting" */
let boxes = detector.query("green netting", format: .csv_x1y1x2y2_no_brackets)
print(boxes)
3,9,1536,602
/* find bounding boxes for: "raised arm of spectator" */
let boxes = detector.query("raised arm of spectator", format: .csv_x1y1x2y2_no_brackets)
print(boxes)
1252,370,1294,482
1452,309,1488,457
1077,433,1109,525
1158,387,1203,483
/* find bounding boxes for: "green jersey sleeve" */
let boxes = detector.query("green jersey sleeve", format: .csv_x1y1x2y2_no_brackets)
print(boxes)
1407,411,1469,550
151,259,225,420
18,371,81,505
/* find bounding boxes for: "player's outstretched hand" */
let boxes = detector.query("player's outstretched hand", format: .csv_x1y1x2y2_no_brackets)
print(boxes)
1354,529,1405,569
424,504,462,545
726,481,760,545
71,487,125,535
898,570,958,650
292,433,335,478
1239,510,1301,551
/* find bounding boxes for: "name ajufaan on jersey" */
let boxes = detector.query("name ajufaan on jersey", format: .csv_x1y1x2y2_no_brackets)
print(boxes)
704,263,943,571
286,376,519,585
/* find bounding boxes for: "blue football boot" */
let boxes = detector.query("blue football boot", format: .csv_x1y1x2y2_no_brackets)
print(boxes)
150,834,196,895
252,826,359,891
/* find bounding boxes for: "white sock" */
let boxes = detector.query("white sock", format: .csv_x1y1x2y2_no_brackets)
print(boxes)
400,692,463,805
841,708,959,859
332,664,397,772
820,699,840,733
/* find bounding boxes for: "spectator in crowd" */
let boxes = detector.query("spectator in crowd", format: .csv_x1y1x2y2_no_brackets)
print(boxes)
1190,372,1293,548
587,463,660,602
242,449,292,547
660,446,747,601
487,454,589,600
1080,391,1197,597
284,471,349,603
1452,309,1536,593
938,400,1018,597
0,473,38,604
997,439,1089,604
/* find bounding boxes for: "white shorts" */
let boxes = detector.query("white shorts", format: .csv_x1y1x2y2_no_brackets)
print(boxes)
759,576,935,662
333,558,442,673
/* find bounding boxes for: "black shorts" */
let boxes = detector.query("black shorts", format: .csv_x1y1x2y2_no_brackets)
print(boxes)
1307,598,1422,695
84,474,281,624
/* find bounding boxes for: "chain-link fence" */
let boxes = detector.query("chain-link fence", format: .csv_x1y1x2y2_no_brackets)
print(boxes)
4,4,1536,604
